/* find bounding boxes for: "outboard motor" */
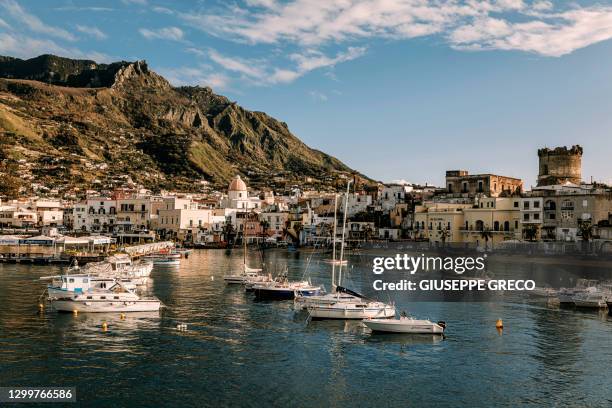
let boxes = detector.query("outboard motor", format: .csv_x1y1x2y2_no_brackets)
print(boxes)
437,321,447,331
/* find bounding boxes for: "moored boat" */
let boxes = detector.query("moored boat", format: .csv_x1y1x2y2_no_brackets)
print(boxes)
363,315,446,334
50,282,162,313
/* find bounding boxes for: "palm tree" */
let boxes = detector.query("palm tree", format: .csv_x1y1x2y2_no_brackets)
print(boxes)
259,220,270,238
523,224,538,242
578,219,593,253
440,228,450,248
480,228,492,250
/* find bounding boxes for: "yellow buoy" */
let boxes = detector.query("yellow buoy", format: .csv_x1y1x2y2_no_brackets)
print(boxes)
38,303,44,311
73,309,78,316
120,313,126,320
496,319,503,329
102,322,108,331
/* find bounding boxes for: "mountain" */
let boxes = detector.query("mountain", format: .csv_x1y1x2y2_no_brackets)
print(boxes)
0,54,360,197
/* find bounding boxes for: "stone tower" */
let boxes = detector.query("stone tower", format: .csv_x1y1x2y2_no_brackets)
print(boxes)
537,145,582,186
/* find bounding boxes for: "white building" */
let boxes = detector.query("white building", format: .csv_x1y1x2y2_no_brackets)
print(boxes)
221,175,262,210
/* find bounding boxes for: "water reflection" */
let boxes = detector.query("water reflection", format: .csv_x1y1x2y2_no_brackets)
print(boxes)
0,250,611,407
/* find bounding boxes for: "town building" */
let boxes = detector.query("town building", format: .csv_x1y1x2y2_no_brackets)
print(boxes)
445,170,522,197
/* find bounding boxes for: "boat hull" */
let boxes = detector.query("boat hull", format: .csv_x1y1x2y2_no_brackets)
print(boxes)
364,319,444,334
254,287,321,300
51,299,161,313
308,305,395,320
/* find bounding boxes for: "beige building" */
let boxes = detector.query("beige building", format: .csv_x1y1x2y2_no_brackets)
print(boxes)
413,202,471,243
445,170,522,197
462,197,521,246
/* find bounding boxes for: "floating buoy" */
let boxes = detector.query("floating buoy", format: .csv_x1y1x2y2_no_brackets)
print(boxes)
120,313,126,320
38,303,44,311
211,276,214,281
496,319,503,329
73,309,78,316
102,322,108,331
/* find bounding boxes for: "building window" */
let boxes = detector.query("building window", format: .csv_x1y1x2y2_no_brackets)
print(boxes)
477,181,483,192
448,184,452,193
534,201,540,208
515,220,519,229
514,202,519,208
534,213,540,220
524,201,529,210
523,214,529,221
494,221,499,231
504,221,509,231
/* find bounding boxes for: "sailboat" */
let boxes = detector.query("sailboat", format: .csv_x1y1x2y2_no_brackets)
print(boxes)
224,211,264,284
296,182,395,319
323,199,347,265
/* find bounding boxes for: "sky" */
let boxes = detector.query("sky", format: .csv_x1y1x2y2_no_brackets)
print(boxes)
1,0,612,188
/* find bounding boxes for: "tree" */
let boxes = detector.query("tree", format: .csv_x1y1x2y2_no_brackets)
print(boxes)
578,219,593,241
440,228,450,247
480,228,493,249
259,220,270,238
523,224,538,242
578,219,593,253
223,221,235,244
0,174,21,198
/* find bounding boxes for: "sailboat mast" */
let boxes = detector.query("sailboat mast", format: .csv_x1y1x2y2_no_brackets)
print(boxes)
243,209,247,269
331,194,338,290
338,180,351,286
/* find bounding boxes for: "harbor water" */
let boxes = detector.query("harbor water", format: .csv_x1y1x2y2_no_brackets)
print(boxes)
1,249,612,407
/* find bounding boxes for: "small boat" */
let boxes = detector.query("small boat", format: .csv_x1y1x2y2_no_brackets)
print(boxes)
305,287,396,319
573,287,608,308
530,286,557,297
50,282,162,313
42,273,138,299
145,252,181,266
364,314,446,334
253,276,321,300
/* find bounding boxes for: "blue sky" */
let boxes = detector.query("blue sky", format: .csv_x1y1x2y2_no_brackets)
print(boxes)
1,0,612,187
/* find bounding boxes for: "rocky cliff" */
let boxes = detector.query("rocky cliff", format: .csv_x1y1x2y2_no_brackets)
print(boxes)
0,54,358,196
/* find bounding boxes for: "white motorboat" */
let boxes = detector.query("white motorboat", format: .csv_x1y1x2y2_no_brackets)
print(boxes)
145,252,181,266
530,286,557,298
42,273,138,299
557,279,600,305
50,281,162,313
253,275,321,300
363,315,446,334
84,255,153,285
573,287,608,308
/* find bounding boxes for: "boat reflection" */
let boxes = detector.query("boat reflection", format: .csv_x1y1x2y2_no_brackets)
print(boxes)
365,332,445,346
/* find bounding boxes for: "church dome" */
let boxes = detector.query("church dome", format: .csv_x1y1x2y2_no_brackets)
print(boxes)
229,175,247,192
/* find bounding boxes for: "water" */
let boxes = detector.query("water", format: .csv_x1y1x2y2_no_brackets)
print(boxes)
1,249,612,407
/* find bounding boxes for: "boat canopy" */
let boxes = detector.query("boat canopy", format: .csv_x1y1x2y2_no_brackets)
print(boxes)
336,286,366,299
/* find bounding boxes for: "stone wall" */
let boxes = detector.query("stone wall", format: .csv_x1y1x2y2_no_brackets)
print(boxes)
537,145,582,186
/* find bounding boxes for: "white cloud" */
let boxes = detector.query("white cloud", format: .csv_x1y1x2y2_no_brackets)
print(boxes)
0,17,10,29
76,25,107,40
152,6,174,15
182,0,612,58
0,32,112,62
139,26,184,41
289,46,366,72
450,7,612,57
122,0,147,5
208,49,267,78
309,90,328,102
199,46,364,85
0,0,76,41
